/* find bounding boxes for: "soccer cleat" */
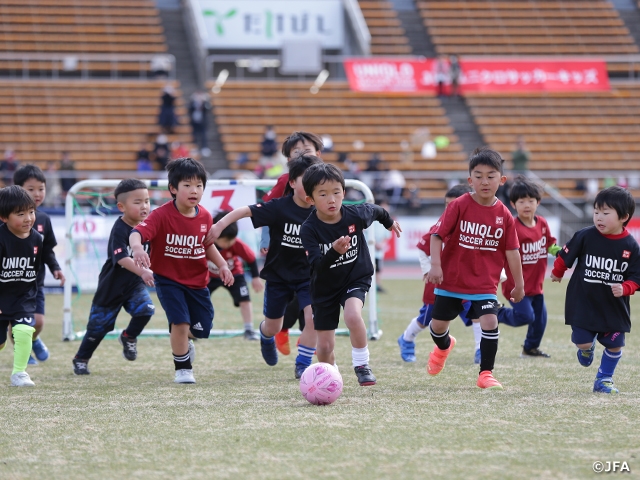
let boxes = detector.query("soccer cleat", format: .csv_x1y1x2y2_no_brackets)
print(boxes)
577,340,596,367
477,370,503,390
474,348,481,365
521,347,550,358
28,355,38,365
188,339,196,364
260,336,278,366
10,372,35,387
426,335,456,376
174,369,196,384
31,338,49,362
72,358,90,375
275,329,290,355
354,365,377,386
593,377,619,394
244,329,260,341
397,335,416,362
294,363,307,380
118,332,138,361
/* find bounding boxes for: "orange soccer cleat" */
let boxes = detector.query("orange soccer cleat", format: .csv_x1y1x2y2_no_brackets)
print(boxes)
275,329,290,356
426,335,456,376
476,370,503,390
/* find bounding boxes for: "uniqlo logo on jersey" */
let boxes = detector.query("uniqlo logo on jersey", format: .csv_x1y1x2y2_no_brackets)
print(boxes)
542,227,546,234
348,224,356,234
114,248,122,255
201,224,207,232
496,217,503,225
37,225,43,232
623,250,631,259
33,246,38,254
563,245,569,253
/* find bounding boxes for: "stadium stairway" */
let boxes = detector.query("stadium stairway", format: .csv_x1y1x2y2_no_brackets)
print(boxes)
438,96,485,157
613,1,640,61
391,0,438,57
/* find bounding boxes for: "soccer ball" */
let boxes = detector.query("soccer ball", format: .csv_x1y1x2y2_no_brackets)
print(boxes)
299,363,343,405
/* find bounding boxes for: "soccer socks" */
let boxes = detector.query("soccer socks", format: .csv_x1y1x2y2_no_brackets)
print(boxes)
296,344,316,368
479,328,499,372
597,349,622,378
429,324,451,350
173,351,192,371
352,346,370,367
124,315,151,339
75,331,109,360
403,317,424,342
472,322,482,351
12,324,35,375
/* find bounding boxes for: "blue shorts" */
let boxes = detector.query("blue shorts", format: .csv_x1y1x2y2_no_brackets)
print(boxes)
0,316,36,345
571,326,625,349
155,274,214,339
417,300,472,327
36,286,45,315
87,286,155,337
263,280,311,320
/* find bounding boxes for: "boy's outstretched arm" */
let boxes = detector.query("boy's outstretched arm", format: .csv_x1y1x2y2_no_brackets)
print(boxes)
426,235,443,284
117,257,155,287
505,249,525,302
130,231,150,269
206,245,234,286
388,220,402,238
205,206,251,245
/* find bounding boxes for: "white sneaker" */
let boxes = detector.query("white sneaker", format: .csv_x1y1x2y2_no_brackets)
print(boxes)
188,339,196,364
11,372,35,387
174,369,195,384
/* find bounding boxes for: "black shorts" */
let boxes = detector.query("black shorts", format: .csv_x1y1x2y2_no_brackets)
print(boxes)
432,295,500,321
208,274,250,307
312,283,368,331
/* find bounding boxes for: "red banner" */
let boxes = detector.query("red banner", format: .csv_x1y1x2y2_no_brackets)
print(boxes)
343,58,610,94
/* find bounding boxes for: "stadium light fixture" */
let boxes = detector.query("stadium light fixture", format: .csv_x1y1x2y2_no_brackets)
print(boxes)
211,69,229,94
310,69,330,94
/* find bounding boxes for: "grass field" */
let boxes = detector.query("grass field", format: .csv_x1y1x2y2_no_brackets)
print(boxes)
0,277,639,479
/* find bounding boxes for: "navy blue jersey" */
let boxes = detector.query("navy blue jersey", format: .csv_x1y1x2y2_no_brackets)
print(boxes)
301,204,393,306
92,217,150,308
249,195,313,284
0,224,43,319
34,209,60,287
559,226,640,333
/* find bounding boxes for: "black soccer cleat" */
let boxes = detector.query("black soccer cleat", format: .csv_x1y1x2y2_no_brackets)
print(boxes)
72,358,90,375
119,332,138,361
354,365,377,386
520,346,550,358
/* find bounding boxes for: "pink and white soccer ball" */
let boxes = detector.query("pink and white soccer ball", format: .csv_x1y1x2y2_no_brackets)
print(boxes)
299,362,343,405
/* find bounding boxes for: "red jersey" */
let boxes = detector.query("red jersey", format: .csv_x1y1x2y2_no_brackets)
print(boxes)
134,201,213,289
434,193,519,296
418,222,438,305
209,238,256,277
502,216,556,298
262,173,289,202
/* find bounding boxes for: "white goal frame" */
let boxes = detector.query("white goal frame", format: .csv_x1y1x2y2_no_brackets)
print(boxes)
62,178,382,341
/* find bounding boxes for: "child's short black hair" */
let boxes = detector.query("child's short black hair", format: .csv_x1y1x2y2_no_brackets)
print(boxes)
13,164,46,186
468,147,504,175
281,131,323,159
166,157,208,199
302,163,345,198
509,175,542,203
0,185,37,218
283,154,323,196
114,179,148,203
213,210,238,240
445,184,472,201
594,186,635,227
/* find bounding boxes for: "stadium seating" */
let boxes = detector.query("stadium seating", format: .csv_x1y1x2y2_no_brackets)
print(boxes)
0,79,191,171
358,1,412,56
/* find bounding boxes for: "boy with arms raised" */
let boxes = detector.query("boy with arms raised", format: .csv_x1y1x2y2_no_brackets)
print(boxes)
301,163,401,386
551,186,640,394
497,176,560,358
72,179,156,375
0,186,43,386
427,147,524,390
207,155,321,379
131,158,233,384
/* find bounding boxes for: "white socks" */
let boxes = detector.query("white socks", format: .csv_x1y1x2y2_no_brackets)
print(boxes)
472,322,482,350
403,317,424,342
352,346,370,367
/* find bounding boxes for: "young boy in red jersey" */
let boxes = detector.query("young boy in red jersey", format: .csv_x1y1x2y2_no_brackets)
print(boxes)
208,210,263,340
497,176,560,358
427,147,524,390
131,158,234,384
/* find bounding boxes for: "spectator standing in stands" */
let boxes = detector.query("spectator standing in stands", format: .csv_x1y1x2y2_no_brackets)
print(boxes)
449,55,461,97
59,151,76,197
170,141,189,161
435,57,449,97
158,85,178,134
1,148,19,187
511,136,530,174
154,134,170,170
258,126,283,179
136,143,153,172
189,90,211,157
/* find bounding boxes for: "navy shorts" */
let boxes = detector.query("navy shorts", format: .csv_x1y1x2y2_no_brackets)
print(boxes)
155,274,214,339
36,286,45,315
312,283,368,331
432,295,500,321
263,280,311,320
86,285,155,337
208,274,250,307
571,326,625,349
0,315,36,345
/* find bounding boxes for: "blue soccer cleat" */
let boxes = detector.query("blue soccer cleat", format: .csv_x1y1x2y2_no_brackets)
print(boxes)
593,377,619,394
474,348,481,365
260,336,278,366
32,338,49,362
577,340,596,367
294,363,307,379
397,335,416,362
27,355,38,365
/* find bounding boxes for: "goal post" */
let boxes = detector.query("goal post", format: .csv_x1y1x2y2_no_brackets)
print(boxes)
62,178,382,341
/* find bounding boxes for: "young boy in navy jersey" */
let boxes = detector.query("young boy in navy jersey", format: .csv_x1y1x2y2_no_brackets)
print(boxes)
427,147,524,390
551,186,640,394
72,179,156,375
131,158,234,384
398,184,482,364
207,210,263,341
301,163,401,386
0,186,43,386
497,176,560,358
206,155,321,379
13,165,65,364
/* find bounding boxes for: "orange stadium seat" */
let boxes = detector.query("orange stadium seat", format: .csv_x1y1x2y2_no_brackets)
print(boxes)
358,1,413,55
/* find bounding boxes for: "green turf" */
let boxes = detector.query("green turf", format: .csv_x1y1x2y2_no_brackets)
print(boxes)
0,279,638,479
